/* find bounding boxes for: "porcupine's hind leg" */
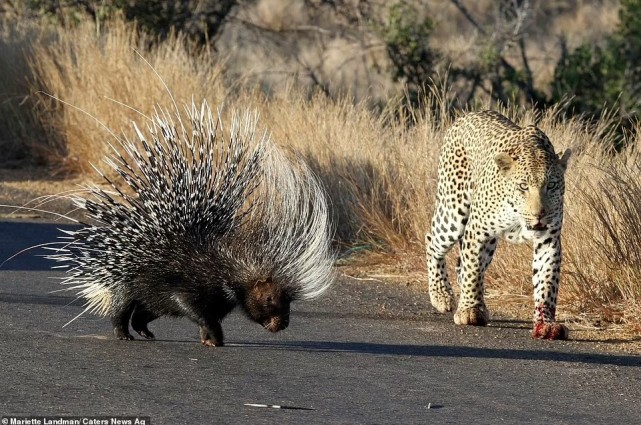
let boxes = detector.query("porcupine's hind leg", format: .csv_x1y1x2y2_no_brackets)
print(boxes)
130,303,158,339
111,300,136,340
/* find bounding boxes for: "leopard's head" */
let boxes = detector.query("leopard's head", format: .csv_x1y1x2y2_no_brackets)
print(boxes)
495,126,571,231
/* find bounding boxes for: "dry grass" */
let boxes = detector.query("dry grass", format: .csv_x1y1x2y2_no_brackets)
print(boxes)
0,19,54,166
1,16,641,336
17,18,228,174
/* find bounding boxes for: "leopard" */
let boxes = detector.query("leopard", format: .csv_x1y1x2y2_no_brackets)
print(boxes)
425,110,571,340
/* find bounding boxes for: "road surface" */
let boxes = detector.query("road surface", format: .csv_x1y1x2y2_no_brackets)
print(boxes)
0,221,640,424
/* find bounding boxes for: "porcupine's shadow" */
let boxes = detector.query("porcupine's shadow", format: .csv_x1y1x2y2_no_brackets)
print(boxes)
230,340,641,367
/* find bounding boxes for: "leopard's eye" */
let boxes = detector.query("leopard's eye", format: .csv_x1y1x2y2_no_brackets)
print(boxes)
547,181,558,190
518,182,528,191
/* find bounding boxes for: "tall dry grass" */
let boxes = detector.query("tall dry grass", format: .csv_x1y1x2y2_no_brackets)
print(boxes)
25,19,229,174
1,16,640,333
0,20,55,166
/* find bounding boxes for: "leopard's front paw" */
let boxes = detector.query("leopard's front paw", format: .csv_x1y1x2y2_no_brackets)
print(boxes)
429,289,455,313
532,322,569,340
454,306,489,326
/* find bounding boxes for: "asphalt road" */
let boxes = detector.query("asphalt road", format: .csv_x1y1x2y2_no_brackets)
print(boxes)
1,220,640,425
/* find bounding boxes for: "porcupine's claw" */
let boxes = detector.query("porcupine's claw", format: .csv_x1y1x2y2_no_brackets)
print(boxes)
201,339,224,347
133,327,155,340
199,323,224,347
113,327,135,340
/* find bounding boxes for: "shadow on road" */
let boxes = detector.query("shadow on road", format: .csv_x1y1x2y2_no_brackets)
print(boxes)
232,340,641,367
0,292,80,306
0,221,81,271
298,311,533,329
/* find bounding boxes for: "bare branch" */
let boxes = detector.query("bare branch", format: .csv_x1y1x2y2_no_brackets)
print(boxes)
448,0,487,36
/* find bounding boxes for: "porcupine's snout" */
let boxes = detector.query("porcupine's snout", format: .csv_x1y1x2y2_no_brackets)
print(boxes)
244,277,292,333
263,313,290,332
256,300,290,333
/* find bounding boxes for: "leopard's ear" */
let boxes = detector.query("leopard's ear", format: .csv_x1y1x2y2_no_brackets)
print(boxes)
495,153,514,174
558,149,571,171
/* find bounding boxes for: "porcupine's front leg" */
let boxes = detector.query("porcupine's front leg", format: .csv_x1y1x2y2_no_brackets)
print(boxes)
199,318,225,347
172,293,231,347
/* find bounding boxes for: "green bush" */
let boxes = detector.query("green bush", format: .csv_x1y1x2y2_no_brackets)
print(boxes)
114,0,236,43
553,0,641,123
18,1,235,43
552,41,624,116
377,0,437,107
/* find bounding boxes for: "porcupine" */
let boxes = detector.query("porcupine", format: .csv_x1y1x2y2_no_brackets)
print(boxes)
46,100,335,346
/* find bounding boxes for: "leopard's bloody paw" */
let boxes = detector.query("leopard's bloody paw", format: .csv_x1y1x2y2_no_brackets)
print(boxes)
532,322,569,340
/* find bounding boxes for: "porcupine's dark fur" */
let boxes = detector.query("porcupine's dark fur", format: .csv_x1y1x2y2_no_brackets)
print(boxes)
47,101,335,346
